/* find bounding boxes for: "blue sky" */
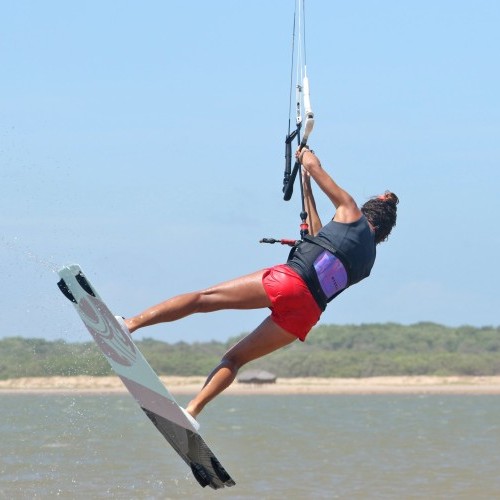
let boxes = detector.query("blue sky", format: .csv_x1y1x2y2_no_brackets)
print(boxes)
1,1,499,343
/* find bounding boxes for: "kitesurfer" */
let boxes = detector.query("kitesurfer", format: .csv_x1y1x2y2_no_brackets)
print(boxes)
121,148,398,421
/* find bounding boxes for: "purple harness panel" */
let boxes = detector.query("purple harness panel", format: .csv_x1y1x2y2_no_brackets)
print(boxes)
313,250,348,299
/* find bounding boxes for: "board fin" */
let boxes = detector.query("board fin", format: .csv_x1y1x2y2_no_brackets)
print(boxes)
75,271,96,296
57,278,76,303
191,463,212,488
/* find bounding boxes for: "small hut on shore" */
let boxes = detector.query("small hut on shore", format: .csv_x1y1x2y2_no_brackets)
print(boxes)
237,370,277,385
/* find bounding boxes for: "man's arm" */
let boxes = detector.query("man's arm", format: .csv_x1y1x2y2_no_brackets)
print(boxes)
298,148,362,224
302,170,322,236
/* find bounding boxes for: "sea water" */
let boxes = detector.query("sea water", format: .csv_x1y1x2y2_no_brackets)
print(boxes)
1,393,499,499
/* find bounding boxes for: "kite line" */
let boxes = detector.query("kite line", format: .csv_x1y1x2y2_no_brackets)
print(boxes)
261,0,314,246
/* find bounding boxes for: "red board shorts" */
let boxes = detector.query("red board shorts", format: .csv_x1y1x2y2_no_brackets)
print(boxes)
262,264,322,342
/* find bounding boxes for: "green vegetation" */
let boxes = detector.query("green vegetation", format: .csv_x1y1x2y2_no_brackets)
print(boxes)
1,322,499,380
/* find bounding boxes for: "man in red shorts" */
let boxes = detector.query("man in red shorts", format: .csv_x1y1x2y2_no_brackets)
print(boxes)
121,148,398,423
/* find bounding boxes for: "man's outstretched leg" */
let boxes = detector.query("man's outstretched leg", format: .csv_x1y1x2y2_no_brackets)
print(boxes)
124,270,270,333
185,316,297,418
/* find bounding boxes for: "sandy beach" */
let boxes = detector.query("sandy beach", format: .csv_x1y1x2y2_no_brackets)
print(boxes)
0,375,499,395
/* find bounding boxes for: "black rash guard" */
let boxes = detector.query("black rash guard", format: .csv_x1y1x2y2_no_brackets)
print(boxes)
286,215,376,310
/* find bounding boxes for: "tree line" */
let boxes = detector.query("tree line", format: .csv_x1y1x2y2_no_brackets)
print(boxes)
1,322,499,380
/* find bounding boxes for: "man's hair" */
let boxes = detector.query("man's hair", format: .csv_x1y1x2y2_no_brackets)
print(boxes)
361,191,399,244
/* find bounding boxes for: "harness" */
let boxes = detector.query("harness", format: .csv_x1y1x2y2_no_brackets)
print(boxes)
286,234,352,310
301,235,352,286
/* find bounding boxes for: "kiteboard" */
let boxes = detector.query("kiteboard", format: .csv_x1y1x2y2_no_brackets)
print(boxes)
57,264,235,489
